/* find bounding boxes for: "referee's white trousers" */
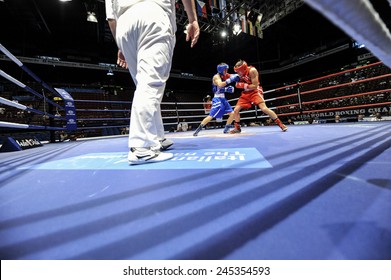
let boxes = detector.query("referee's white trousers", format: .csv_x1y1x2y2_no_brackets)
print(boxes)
115,2,176,149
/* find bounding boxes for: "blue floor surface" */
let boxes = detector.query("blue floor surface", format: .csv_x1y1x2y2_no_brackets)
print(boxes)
0,122,390,260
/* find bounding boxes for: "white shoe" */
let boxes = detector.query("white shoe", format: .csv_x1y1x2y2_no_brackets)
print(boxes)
160,138,173,150
128,147,173,165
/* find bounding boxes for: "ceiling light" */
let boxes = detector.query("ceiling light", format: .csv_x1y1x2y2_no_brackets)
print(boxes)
220,30,227,38
59,0,72,2
87,11,98,23
107,68,114,76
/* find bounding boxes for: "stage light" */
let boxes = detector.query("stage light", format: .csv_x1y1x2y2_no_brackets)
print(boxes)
107,68,114,76
85,1,98,23
87,11,98,23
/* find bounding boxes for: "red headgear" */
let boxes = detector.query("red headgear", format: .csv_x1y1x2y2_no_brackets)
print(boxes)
234,61,249,76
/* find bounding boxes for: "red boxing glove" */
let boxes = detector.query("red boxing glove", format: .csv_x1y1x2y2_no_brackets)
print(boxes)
236,82,249,90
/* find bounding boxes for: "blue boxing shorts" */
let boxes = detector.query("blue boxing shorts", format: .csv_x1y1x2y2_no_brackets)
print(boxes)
209,97,233,119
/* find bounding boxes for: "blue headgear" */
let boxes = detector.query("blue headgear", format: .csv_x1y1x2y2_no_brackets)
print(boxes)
217,63,229,75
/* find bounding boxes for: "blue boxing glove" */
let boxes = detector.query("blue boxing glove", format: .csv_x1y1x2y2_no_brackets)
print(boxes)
225,85,234,93
232,74,240,82
219,86,234,93
225,74,240,85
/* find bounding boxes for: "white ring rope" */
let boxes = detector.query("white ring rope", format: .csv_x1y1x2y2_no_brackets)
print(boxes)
0,44,23,67
0,68,62,110
304,0,391,68
0,69,27,88
0,121,29,129
0,97,27,111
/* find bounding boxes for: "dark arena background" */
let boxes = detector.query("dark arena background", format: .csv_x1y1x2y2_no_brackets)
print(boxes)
0,0,390,262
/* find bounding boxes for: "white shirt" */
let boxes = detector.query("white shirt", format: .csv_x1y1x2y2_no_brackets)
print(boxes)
105,0,176,31
177,122,189,132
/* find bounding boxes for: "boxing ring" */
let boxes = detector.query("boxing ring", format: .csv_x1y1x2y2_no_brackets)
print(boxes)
1,40,390,141
1,41,391,260
0,121,390,260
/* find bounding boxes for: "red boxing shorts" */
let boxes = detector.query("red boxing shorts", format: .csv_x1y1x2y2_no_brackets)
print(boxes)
236,90,265,109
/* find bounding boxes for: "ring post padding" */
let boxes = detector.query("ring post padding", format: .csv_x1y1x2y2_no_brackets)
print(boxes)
0,137,23,152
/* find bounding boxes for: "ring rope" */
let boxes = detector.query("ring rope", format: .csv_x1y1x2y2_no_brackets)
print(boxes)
74,99,132,104
77,109,129,112
304,0,391,68
0,69,63,110
273,88,391,111
0,96,64,121
0,120,65,130
0,44,65,103
300,73,391,96
299,61,383,86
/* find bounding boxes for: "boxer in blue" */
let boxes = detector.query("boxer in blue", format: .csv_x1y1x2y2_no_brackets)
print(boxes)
193,63,240,136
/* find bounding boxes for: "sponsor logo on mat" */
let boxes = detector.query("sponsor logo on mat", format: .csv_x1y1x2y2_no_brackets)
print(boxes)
22,148,272,170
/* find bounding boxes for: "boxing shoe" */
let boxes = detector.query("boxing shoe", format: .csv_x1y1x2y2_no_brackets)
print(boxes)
229,128,241,134
193,125,203,136
128,147,173,165
280,124,288,132
160,138,173,150
273,118,288,132
223,124,234,134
